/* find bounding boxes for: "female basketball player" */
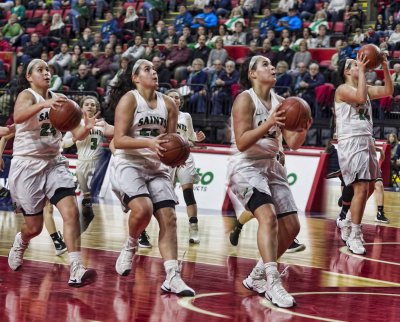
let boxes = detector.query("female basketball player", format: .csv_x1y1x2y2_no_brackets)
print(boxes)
8,59,98,287
335,53,393,255
166,89,205,244
110,59,195,296
230,55,311,308
63,96,114,232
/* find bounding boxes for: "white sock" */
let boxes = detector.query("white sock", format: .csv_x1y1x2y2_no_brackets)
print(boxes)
255,258,264,270
68,252,82,265
264,262,278,276
17,233,29,246
127,236,138,248
351,223,361,233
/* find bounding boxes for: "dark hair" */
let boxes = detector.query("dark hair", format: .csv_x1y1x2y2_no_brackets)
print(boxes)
16,61,31,96
147,36,157,47
338,59,348,85
239,57,253,89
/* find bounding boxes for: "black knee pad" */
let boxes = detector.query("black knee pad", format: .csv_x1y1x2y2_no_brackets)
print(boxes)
342,185,354,203
247,188,273,214
183,188,196,206
50,187,76,206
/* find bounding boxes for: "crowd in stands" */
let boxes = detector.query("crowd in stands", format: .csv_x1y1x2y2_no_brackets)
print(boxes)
1,0,400,122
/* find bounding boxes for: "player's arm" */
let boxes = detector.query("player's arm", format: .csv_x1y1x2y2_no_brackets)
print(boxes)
376,146,385,162
0,126,14,137
233,92,285,152
368,55,394,100
104,122,115,137
282,119,312,151
0,132,14,171
62,131,76,148
164,94,178,134
14,91,67,124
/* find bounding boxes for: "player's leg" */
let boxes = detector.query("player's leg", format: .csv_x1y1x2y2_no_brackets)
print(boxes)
76,160,94,231
230,210,254,246
374,178,389,223
43,200,67,256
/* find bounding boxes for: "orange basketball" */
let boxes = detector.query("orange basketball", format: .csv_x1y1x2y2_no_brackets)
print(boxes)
159,133,190,167
358,44,383,70
280,97,311,131
49,99,82,132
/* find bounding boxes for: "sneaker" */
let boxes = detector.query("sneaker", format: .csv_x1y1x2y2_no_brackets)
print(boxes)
286,239,306,253
375,211,390,224
138,231,152,248
189,222,200,244
54,234,67,256
336,217,351,243
161,267,195,297
68,261,87,287
265,271,296,308
346,230,366,255
115,240,137,276
8,232,29,271
242,267,267,294
337,196,343,207
0,187,10,198
229,225,242,246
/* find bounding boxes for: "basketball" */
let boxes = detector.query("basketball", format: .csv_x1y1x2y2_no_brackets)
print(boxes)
159,133,190,167
280,97,312,131
358,44,383,70
49,99,82,132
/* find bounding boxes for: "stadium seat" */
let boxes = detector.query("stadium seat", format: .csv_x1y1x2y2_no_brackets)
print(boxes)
224,45,250,63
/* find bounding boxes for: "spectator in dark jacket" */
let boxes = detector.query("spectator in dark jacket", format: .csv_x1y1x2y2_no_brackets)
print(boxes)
17,33,43,64
78,27,95,52
187,58,208,113
273,38,295,67
70,63,98,92
165,36,192,83
153,56,171,92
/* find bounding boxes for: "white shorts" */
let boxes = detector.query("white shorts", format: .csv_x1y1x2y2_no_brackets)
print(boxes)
230,158,298,216
170,154,200,186
9,156,75,215
76,158,99,195
338,136,379,186
110,155,178,210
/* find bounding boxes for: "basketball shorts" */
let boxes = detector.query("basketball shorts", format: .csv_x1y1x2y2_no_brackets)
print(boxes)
170,154,200,186
338,136,379,186
229,158,298,215
9,156,75,214
76,158,100,195
110,155,178,209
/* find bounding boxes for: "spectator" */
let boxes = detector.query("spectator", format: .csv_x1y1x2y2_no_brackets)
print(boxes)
387,133,400,177
375,14,387,38
275,7,302,33
2,14,23,46
292,62,308,92
93,32,106,51
164,26,179,45
160,38,174,59
108,56,130,89
387,15,396,37
187,58,208,113
309,10,329,36
65,44,87,82
294,27,315,49
365,70,378,86
182,26,195,44
353,28,365,45
266,29,279,47
152,21,168,44
0,31,12,51
11,0,26,23
278,28,291,46
16,33,43,64
325,39,342,86
388,24,400,50
295,0,316,21
21,12,51,47
190,0,210,15
344,3,364,36
121,6,140,39
78,28,95,52
143,37,161,61
326,0,346,26
152,56,171,92
273,37,295,67
87,45,101,67
207,37,228,67
192,34,211,64
211,59,239,115
231,21,247,45
165,36,192,83
208,24,232,46
246,28,263,47
48,42,72,75
122,35,145,62
225,6,246,32
48,64,63,91
70,63,98,92
209,59,224,83
174,5,193,35
275,60,292,97
314,25,330,48
70,0,91,35
276,0,294,19
143,0,165,27
191,5,218,30
214,0,231,18
239,0,256,17
391,63,400,96
290,40,311,71
259,8,278,38
297,63,325,118
101,12,119,44
257,38,276,62
364,27,380,46
91,43,114,88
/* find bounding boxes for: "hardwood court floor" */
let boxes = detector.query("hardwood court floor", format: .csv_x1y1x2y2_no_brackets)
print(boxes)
1,187,400,322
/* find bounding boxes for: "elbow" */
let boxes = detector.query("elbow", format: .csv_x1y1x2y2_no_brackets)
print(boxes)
13,114,23,124
236,142,248,152
355,97,368,105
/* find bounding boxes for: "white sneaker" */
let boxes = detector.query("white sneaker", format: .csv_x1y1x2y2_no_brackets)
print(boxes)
265,271,296,308
346,230,366,255
336,217,351,242
8,232,29,271
115,240,137,276
189,222,200,244
68,261,89,287
243,267,267,294
161,267,195,297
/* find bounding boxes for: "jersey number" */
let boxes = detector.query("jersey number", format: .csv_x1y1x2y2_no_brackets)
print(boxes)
90,138,98,150
139,128,160,137
358,109,370,121
40,123,57,137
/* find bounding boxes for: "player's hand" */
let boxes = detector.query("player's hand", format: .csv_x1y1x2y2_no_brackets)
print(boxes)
196,131,205,142
83,111,100,130
380,51,389,69
269,107,286,128
47,96,67,110
356,52,369,71
7,123,15,133
150,133,168,158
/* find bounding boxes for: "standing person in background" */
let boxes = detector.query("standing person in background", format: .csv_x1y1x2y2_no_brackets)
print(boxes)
7,59,98,286
110,59,195,296
63,96,114,232
166,89,205,244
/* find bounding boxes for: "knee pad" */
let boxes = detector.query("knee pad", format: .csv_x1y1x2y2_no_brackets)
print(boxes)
342,185,354,203
183,188,196,206
247,188,273,214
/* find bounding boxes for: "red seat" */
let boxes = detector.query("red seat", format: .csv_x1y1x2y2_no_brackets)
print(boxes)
33,10,47,18
375,69,395,80
309,48,336,63
333,22,344,33
224,45,250,62
123,2,135,10
25,10,34,19
136,2,145,12
49,9,63,16
96,87,105,96
319,60,331,67
63,9,71,20
302,21,311,29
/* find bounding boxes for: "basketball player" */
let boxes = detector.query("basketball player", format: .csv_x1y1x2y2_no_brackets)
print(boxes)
334,53,393,254
110,59,195,296
8,59,98,287
63,96,114,232
230,55,311,308
166,89,205,244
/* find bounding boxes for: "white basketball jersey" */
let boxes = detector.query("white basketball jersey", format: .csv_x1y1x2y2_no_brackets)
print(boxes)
335,94,373,141
177,112,196,142
115,90,168,161
13,88,62,158
231,89,281,160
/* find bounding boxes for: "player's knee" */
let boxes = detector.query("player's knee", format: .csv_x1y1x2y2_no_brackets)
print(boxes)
342,185,354,203
375,180,383,190
183,188,196,206
247,188,273,214
26,221,44,237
